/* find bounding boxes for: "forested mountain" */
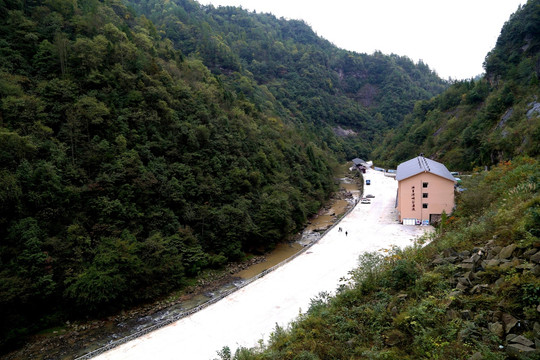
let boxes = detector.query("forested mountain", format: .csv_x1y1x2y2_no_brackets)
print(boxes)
129,0,446,142
373,0,540,170
0,0,446,352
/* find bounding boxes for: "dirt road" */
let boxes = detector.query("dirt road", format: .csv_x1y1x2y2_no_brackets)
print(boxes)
95,168,432,360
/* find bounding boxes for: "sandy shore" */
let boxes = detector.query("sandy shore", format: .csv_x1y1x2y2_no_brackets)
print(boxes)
95,168,432,360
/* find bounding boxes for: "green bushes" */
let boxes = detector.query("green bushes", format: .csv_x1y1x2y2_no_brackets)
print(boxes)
221,158,540,360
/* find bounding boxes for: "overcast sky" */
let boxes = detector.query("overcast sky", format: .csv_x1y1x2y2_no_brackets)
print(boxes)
197,0,526,80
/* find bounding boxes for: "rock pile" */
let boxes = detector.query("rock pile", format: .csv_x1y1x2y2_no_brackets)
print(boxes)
432,239,540,359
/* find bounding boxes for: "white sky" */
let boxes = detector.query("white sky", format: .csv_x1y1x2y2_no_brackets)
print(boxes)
197,0,526,80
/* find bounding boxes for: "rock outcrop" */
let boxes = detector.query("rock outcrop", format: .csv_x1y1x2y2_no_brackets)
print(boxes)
432,238,540,359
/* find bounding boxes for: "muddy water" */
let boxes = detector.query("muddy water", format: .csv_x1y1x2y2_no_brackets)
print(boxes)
236,242,304,279
341,182,358,193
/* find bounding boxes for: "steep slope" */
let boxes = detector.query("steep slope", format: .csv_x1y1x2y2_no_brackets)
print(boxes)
127,0,447,153
0,0,335,351
373,0,540,170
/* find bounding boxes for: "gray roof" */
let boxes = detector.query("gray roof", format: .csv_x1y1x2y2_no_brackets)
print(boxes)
396,156,455,182
352,158,365,165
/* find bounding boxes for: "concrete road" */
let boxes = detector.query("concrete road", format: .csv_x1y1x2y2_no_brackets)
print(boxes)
96,168,432,360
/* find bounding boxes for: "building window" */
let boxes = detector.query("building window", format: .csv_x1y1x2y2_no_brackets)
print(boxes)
423,193,428,198
423,203,428,209
423,182,428,188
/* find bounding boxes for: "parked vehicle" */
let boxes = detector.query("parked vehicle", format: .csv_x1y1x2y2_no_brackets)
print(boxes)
366,179,371,185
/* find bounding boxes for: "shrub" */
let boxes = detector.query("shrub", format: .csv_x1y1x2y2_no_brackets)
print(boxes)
387,259,419,291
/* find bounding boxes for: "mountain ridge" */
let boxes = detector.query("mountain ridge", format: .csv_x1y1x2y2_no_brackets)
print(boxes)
373,0,539,170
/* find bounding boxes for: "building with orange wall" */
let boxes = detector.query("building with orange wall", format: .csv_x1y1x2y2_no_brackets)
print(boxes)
396,156,456,225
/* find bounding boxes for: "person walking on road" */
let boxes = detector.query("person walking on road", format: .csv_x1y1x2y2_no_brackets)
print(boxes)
345,231,348,236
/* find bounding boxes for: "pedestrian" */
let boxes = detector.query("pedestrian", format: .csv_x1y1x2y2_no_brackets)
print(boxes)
345,231,348,236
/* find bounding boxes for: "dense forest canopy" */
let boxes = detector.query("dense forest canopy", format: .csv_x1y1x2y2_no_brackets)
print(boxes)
373,0,540,170
128,0,447,133
0,0,447,351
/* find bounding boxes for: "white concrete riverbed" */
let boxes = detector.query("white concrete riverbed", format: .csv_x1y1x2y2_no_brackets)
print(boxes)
96,168,432,360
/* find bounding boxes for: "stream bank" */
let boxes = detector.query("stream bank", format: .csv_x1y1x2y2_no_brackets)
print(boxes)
4,169,362,360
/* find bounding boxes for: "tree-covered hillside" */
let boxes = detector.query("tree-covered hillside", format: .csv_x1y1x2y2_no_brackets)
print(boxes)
0,0,447,352
0,0,336,350
127,0,447,151
373,0,539,170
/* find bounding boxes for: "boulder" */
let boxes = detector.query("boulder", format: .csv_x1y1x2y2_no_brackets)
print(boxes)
506,343,537,359
494,277,507,290
447,309,461,321
486,239,496,247
509,335,535,347
483,259,501,269
530,251,540,264
456,282,468,291
463,271,474,280
471,284,489,294
498,244,517,259
489,322,504,338
443,248,458,257
470,253,481,264
523,248,538,259
490,245,503,256
534,322,540,337
432,257,446,265
460,250,471,258
516,263,535,270
502,313,519,334
500,258,521,271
